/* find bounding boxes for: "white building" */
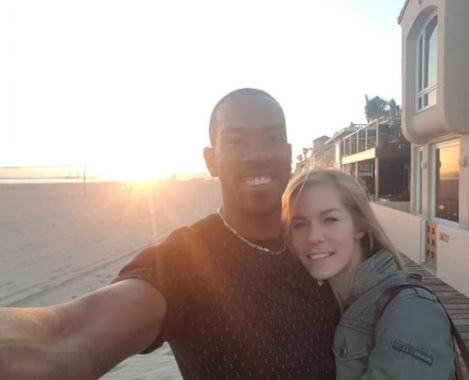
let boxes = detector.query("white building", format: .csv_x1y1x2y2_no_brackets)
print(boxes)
374,0,469,296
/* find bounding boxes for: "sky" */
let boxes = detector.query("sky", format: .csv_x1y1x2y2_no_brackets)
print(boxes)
0,0,405,181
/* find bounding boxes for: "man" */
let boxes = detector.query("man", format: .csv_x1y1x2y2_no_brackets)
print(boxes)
0,88,339,379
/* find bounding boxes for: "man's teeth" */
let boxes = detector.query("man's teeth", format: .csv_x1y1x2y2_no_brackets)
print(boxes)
307,252,333,260
245,176,272,186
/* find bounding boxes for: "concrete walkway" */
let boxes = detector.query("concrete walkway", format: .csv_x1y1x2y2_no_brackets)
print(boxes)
402,255,469,378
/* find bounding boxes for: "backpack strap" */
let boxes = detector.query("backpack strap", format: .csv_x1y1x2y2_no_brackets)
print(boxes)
372,283,469,380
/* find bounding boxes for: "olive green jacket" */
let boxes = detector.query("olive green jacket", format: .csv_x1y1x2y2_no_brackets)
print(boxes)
334,250,455,380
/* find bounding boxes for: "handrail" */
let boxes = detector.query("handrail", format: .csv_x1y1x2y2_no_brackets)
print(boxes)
342,116,402,157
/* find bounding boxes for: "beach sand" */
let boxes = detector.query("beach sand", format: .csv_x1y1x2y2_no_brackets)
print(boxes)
0,179,221,379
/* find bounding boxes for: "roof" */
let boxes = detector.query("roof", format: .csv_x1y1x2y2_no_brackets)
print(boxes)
325,125,362,145
398,0,410,25
313,135,329,142
312,135,330,147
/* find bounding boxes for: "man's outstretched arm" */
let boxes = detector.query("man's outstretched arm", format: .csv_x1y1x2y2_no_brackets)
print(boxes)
0,279,167,380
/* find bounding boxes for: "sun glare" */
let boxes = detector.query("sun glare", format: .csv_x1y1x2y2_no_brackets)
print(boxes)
92,158,170,184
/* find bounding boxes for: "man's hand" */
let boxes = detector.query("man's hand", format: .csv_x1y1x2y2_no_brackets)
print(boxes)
0,279,167,380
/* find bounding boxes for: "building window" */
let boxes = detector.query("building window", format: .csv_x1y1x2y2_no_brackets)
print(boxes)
434,141,459,223
416,14,438,112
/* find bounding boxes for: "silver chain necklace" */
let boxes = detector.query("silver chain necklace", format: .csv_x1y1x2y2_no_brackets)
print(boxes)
216,208,286,255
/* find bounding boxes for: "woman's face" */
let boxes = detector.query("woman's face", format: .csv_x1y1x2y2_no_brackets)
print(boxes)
290,184,365,281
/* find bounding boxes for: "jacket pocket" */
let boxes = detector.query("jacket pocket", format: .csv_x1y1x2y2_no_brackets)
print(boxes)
333,321,371,361
333,323,372,379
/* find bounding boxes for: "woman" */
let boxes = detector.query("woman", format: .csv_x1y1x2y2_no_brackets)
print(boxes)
282,169,455,379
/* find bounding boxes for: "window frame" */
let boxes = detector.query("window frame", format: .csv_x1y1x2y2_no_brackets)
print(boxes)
416,146,424,216
415,12,438,113
431,139,460,227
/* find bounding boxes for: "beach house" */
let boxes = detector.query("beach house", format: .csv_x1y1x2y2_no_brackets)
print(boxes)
373,0,469,297
299,116,410,210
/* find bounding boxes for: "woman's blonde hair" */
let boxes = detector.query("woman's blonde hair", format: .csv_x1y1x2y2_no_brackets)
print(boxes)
282,169,403,268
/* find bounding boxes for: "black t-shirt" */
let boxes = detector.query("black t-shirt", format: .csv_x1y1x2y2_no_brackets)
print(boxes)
114,214,340,379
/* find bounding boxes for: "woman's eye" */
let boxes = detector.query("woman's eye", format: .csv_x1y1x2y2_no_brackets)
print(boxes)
324,217,338,223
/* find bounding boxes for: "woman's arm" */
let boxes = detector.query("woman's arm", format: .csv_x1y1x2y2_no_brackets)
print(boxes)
362,288,455,380
0,279,167,380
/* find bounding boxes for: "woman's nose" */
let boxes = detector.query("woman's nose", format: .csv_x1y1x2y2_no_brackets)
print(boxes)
307,226,324,244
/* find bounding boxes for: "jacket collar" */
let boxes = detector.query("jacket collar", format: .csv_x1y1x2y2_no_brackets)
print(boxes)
346,250,399,307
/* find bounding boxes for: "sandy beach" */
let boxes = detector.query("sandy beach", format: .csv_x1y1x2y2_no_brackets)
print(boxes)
0,179,221,379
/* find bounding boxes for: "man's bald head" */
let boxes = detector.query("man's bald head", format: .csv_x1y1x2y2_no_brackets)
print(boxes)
209,88,286,147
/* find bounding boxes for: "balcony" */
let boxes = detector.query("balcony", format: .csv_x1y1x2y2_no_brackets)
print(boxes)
342,117,405,162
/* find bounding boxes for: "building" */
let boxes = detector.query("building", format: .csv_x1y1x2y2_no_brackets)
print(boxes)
310,135,335,169
295,135,335,173
297,124,361,173
373,0,469,296
311,117,410,206
296,116,410,206
338,117,410,203
325,124,362,170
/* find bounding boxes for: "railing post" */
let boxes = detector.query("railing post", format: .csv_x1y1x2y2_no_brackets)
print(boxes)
374,157,379,200
376,119,379,149
365,126,368,150
356,131,359,153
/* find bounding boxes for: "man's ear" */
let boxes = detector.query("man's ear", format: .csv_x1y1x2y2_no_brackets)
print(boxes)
203,146,218,177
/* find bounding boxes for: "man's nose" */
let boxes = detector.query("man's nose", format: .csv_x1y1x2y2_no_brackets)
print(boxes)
241,141,273,163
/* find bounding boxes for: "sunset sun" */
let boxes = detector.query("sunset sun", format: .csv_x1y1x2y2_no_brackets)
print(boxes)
92,157,165,183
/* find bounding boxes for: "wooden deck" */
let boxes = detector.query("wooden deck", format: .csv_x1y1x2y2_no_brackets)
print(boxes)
402,255,469,378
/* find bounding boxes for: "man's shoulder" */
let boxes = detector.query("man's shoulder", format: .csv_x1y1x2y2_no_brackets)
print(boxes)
143,213,220,256
189,213,220,234
114,213,220,283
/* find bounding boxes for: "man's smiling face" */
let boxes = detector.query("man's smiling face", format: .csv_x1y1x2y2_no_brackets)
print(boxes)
205,93,291,217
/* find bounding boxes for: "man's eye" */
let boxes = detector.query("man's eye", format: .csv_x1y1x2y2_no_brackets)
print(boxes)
267,136,285,145
224,138,242,147
324,217,338,223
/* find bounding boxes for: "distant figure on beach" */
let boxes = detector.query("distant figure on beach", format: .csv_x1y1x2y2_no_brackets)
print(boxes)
0,89,339,379
283,169,456,379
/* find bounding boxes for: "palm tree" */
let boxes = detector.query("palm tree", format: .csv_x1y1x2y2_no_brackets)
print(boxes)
364,95,390,122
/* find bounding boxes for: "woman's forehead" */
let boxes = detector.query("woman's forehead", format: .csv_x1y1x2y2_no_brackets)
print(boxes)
293,184,344,213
